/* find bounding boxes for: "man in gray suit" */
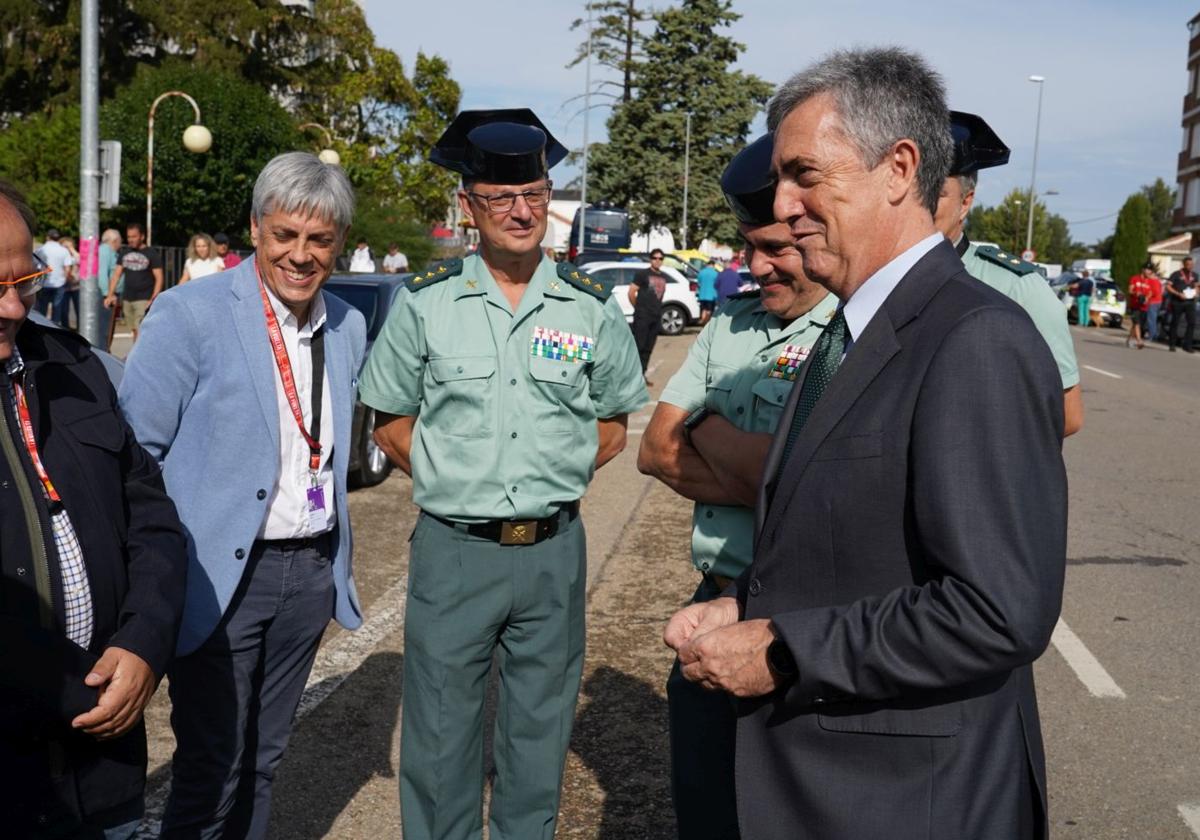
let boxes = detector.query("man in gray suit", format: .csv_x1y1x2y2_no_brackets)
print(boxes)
665,48,1067,839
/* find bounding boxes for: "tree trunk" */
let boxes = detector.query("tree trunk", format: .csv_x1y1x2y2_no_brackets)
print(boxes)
623,0,635,102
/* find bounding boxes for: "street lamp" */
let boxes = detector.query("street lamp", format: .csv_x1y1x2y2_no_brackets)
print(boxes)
147,91,211,246
299,122,340,166
681,111,693,251
1024,75,1045,256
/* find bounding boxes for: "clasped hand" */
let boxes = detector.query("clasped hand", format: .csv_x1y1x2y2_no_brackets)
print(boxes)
663,596,782,698
71,646,156,740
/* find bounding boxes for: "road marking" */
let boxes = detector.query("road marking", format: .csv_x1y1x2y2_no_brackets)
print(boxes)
135,578,409,838
1082,364,1123,380
1051,618,1126,699
1178,803,1200,838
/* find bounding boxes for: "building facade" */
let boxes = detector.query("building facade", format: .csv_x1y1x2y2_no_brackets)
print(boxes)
1171,11,1200,256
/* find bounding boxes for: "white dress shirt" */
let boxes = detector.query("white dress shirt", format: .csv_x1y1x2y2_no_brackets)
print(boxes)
259,285,336,539
841,233,944,346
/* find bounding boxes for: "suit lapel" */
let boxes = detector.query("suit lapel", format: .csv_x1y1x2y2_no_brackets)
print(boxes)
230,262,281,453
319,291,348,461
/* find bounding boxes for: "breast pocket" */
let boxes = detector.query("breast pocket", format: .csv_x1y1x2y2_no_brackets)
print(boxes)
59,409,127,539
528,355,589,434
425,356,496,437
749,377,794,433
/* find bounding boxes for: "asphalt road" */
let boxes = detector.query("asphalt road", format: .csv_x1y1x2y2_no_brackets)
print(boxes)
127,319,1200,839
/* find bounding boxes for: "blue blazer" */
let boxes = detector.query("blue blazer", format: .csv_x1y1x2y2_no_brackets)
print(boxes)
119,259,367,655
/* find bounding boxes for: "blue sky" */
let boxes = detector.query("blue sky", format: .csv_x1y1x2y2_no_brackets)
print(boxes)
362,0,1196,247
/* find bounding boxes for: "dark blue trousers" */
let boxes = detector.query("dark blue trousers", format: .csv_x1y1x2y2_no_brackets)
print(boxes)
161,535,334,840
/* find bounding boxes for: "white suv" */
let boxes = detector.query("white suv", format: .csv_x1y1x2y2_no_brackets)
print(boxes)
581,260,700,335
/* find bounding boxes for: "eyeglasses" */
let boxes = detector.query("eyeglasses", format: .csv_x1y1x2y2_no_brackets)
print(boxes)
467,183,553,214
0,252,50,298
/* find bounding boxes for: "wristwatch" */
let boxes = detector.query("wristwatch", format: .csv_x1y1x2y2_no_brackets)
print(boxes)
682,406,712,446
766,633,798,683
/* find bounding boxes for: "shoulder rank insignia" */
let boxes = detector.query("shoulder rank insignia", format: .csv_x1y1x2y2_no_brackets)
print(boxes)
728,288,762,301
974,245,1039,277
407,257,463,291
557,261,609,300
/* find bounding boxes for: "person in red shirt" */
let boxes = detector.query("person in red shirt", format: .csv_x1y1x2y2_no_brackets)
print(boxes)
213,232,241,269
1127,265,1156,348
1146,268,1164,342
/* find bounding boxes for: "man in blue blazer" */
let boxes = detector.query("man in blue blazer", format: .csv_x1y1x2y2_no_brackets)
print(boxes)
119,152,367,838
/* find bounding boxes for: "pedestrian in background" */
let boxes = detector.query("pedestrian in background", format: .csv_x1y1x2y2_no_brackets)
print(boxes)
1071,269,1095,327
629,247,670,383
119,152,367,839
177,232,224,284
60,235,82,329
97,227,122,343
1166,257,1197,352
360,108,646,840
349,237,374,272
103,222,162,343
696,258,719,325
214,231,241,269
382,242,409,273
0,179,187,840
714,260,742,309
1144,265,1164,342
1127,266,1154,349
34,227,71,325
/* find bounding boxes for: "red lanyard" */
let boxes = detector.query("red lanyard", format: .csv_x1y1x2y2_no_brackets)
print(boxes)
255,266,323,473
11,376,61,503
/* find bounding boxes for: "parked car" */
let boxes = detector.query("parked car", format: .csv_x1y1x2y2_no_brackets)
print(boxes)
582,260,700,336
568,205,632,261
323,271,410,487
1062,276,1126,328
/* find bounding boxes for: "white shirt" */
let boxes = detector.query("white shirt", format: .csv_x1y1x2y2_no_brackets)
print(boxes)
842,233,943,345
184,256,224,280
382,251,408,272
259,285,337,539
36,240,71,289
349,246,374,273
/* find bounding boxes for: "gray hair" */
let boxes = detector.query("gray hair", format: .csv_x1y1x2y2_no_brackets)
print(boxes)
957,171,978,195
101,227,122,247
767,47,953,215
251,152,355,229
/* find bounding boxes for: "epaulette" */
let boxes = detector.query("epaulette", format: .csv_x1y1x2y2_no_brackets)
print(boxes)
407,258,463,291
974,245,1039,277
557,261,609,300
728,288,761,300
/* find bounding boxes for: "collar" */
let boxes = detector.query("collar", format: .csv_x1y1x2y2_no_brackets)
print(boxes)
842,233,943,342
262,278,328,336
5,346,23,379
953,232,970,258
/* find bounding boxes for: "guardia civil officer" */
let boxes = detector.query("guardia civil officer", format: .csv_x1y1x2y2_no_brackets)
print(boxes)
637,134,837,840
934,110,1084,436
358,109,647,840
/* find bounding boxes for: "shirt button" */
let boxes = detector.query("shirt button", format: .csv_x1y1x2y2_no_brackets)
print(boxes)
761,355,768,362
235,548,245,560
705,510,714,519
256,489,267,500
511,485,518,493
510,378,517,386
511,432,518,439
736,406,744,414
561,370,568,378
748,577,762,596
16,566,26,576
701,561,710,570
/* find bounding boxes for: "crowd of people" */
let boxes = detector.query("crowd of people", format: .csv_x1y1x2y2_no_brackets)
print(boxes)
3,44,1091,840
1121,259,1197,351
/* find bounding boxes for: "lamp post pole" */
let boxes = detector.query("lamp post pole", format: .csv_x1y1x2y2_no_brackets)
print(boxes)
1024,75,1045,255
681,111,692,251
577,1,593,257
78,0,102,346
146,91,211,246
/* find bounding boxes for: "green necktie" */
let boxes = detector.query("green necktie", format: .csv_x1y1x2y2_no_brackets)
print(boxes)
780,309,848,467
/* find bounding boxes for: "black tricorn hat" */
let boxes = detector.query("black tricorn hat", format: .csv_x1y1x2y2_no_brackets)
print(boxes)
949,111,1010,176
721,134,777,226
430,108,568,184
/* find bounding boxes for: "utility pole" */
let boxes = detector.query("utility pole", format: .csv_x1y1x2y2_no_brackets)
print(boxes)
1025,75,1045,256
681,111,692,251
577,2,593,257
78,0,102,347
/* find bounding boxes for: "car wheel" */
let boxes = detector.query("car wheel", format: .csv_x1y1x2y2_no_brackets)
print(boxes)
660,304,687,336
351,408,392,488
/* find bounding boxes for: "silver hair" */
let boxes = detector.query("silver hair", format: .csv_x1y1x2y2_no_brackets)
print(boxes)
957,171,978,195
101,227,122,246
251,152,355,229
767,47,953,215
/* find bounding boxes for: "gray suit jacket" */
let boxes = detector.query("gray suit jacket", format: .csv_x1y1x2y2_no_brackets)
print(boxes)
735,240,1066,839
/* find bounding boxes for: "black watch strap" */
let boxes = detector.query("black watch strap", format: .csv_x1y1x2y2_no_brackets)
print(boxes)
682,406,711,445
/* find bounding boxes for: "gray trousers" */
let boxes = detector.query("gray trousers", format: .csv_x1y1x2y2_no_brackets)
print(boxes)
400,511,587,840
161,535,334,840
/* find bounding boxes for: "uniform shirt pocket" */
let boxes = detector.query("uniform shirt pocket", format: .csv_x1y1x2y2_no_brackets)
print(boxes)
749,377,794,433
528,355,588,434
424,355,496,437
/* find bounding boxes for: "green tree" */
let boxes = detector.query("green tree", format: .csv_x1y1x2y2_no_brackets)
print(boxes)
0,104,81,233
587,0,772,247
347,197,435,273
100,60,302,245
567,0,650,103
1140,177,1176,243
1110,193,1152,291
963,188,1085,266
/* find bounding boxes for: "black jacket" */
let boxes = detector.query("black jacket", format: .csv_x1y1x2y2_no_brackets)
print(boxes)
0,320,187,831
736,241,1067,839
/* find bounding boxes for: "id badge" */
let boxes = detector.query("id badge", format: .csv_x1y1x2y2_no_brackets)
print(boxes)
306,485,328,532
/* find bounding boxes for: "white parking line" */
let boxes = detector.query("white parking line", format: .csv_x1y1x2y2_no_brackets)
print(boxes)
135,578,409,838
1082,364,1123,380
1050,618,1126,699
1179,803,1200,838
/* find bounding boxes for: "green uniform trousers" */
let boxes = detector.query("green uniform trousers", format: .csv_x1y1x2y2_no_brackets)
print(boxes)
400,511,587,840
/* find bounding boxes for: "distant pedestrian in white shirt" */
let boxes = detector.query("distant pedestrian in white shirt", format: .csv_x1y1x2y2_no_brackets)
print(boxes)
382,242,409,273
34,228,72,326
349,239,374,272
178,233,225,284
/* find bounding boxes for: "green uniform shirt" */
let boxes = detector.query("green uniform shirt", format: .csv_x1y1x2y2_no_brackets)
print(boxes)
961,241,1080,389
358,254,648,521
660,290,839,579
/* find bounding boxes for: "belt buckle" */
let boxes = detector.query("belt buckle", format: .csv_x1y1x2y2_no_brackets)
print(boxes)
500,520,538,546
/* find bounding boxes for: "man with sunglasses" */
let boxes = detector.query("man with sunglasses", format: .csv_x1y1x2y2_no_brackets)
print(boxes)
359,108,646,840
0,180,187,838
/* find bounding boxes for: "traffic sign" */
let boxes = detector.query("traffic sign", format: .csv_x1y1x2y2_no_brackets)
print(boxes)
1021,249,1036,262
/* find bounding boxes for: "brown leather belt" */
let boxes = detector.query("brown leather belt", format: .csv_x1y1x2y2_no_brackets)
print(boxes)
429,502,580,546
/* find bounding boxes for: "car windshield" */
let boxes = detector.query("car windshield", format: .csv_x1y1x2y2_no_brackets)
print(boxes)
324,283,380,337
583,213,626,232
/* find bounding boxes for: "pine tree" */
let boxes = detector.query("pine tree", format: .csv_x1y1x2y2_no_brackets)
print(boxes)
567,0,649,103
587,0,772,247
1140,177,1176,243
1110,193,1152,291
